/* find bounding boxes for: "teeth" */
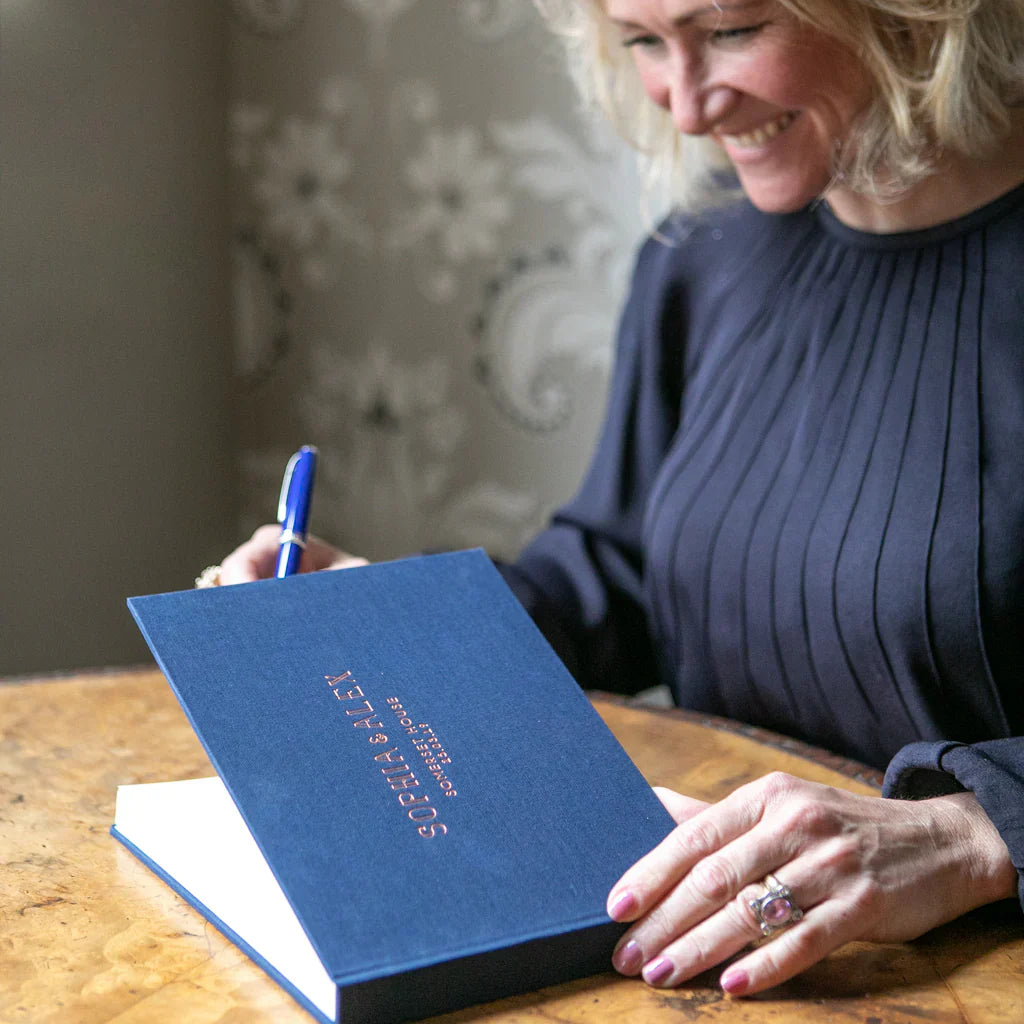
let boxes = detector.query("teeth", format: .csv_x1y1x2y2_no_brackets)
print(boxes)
722,111,796,148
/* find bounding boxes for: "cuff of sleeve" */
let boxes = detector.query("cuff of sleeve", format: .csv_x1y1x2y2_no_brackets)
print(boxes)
884,739,1024,912
882,741,967,799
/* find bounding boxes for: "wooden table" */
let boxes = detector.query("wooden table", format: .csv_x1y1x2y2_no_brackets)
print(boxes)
1,668,1020,1023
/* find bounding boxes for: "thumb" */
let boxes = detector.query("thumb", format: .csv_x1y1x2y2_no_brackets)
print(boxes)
653,786,709,825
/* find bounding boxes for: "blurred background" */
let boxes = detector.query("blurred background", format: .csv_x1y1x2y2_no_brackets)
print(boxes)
1,0,644,677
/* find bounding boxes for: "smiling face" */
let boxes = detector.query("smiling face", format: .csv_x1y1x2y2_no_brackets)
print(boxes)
604,0,875,214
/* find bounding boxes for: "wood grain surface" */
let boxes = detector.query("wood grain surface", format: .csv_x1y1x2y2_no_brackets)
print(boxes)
1,668,1020,1023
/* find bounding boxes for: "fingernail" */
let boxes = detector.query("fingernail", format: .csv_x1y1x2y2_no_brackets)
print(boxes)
643,956,674,987
611,939,644,975
608,890,637,920
721,967,749,995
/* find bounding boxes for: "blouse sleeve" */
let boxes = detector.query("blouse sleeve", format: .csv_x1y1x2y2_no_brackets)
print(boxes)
883,738,1024,911
498,233,686,694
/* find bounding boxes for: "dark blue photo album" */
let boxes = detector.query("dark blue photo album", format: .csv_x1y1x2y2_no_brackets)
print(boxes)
114,549,674,1024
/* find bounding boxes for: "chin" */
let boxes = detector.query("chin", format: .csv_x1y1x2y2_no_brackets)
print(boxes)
737,171,831,216
745,192,819,214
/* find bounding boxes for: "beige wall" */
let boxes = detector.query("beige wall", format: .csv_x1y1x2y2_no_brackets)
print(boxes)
1,2,238,675
228,2,644,565
0,1,647,677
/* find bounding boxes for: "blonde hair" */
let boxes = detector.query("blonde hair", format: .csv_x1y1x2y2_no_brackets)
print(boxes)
536,0,1024,210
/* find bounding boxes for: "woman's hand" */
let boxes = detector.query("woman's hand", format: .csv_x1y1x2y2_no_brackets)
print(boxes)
608,774,1017,996
218,524,367,585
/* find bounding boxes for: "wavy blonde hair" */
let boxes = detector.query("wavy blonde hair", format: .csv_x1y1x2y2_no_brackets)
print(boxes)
535,0,1024,210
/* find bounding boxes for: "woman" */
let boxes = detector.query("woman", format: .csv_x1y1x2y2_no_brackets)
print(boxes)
216,0,1024,999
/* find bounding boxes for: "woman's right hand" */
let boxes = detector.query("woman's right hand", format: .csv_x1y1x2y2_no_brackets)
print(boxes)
218,524,368,585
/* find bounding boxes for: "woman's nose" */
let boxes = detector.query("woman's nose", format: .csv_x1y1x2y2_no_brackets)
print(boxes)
668,69,706,134
670,78,739,136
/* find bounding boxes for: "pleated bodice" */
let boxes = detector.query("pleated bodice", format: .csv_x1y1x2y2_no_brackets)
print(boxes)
642,187,1024,767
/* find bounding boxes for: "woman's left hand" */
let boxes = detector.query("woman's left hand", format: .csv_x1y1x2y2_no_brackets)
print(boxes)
608,774,1017,996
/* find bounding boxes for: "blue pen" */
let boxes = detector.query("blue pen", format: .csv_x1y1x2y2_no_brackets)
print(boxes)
275,445,318,578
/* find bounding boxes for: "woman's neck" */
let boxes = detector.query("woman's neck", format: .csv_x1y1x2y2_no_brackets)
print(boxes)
825,112,1024,233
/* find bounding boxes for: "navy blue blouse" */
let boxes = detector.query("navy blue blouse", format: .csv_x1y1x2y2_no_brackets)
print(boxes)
501,183,1024,903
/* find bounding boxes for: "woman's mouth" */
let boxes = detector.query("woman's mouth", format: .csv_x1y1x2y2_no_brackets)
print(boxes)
718,111,798,149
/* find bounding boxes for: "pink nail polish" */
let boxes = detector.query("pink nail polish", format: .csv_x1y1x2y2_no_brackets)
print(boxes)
608,890,637,920
612,939,643,975
721,967,749,995
643,956,674,987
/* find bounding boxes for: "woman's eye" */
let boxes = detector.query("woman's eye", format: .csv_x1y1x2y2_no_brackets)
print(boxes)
710,23,765,43
621,34,663,49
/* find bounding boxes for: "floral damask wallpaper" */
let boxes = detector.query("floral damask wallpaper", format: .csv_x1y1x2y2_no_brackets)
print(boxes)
229,0,645,561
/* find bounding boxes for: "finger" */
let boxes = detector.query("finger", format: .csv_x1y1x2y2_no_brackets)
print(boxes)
220,524,281,584
608,779,776,923
623,862,823,986
297,536,339,572
295,534,362,573
718,895,859,996
609,772,813,925
219,529,352,583
653,787,710,825
324,553,369,571
610,816,806,974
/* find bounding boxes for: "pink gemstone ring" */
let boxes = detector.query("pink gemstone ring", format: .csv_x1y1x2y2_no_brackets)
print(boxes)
749,874,803,937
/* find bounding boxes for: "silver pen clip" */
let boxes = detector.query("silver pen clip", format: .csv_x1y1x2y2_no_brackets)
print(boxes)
277,451,301,523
